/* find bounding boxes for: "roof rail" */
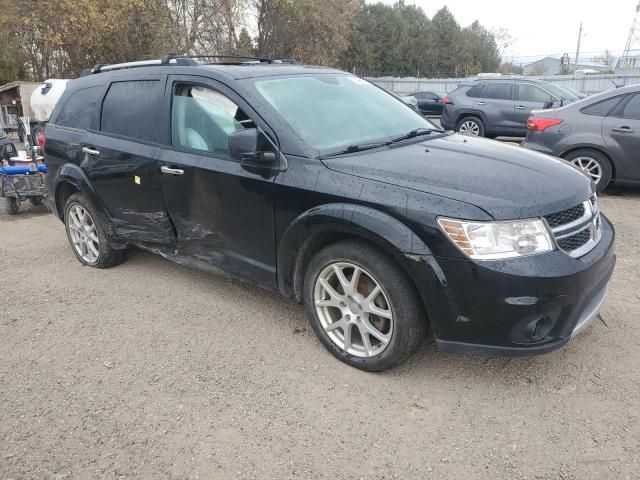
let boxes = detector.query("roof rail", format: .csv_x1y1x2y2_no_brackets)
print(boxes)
85,53,276,75
160,54,274,64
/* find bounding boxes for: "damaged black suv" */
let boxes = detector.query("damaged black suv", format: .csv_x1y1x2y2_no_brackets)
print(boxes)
45,55,615,371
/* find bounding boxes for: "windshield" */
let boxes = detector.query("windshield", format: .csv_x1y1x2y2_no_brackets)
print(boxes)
544,83,579,101
251,74,437,153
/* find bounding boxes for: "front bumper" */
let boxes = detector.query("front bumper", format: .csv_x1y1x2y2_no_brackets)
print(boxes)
414,215,616,356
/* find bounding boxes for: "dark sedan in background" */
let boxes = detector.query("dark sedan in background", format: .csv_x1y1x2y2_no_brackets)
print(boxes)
522,84,640,192
408,91,447,115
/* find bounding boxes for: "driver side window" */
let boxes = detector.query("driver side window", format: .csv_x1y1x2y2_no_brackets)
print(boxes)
171,84,253,156
518,84,553,103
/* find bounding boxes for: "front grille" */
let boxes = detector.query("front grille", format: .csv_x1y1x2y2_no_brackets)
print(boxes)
544,196,601,258
557,228,591,251
544,204,585,228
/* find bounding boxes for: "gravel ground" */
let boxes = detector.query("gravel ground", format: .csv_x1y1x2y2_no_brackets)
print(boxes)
1,188,639,480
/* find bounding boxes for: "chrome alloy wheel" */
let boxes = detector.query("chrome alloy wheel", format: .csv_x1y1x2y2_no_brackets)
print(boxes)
458,120,481,136
571,156,602,184
67,204,100,264
314,262,393,358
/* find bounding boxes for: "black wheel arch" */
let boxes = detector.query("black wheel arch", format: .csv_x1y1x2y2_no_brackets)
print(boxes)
276,203,449,330
454,110,488,129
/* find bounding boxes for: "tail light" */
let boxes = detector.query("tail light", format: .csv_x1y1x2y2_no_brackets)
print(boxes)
528,118,563,131
37,131,46,149
439,97,453,104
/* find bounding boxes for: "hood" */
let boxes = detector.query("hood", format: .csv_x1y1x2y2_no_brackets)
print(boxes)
322,134,593,220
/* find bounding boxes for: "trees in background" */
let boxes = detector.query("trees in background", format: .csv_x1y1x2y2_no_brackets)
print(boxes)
0,0,502,82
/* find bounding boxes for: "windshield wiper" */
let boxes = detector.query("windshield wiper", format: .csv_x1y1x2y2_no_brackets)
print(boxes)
319,141,390,159
390,127,443,143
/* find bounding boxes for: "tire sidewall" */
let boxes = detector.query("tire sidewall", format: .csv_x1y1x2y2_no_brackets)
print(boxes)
456,116,484,137
303,241,425,371
565,149,612,192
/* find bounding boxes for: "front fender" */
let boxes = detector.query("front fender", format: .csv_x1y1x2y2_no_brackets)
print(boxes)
277,203,433,295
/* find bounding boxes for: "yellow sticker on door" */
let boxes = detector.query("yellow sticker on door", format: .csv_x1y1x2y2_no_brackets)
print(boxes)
134,176,141,185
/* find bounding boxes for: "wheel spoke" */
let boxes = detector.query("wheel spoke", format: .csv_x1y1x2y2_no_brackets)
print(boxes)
319,278,344,302
365,302,392,320
360,318,390,344
343,323,353,351
326,319,346,332
315,298,341,309
358,325,373,356
349,266,362,294
332,265,351,293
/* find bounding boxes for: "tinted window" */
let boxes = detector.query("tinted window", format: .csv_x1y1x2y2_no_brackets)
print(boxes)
581,96,623,117
484,83,513,100
517,84,553,103
171,84,249,156
101,81,162,142
466,84,485,98
620,94,640,120
56,86,103,130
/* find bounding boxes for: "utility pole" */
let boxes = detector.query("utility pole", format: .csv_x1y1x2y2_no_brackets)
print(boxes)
621,1,640,69
574,22,583,72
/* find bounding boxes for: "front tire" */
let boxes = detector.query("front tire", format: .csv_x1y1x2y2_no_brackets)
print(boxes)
303,240,427,371
456,116,485,137
564,149,612,192
64,193,126,268
29,196,44,206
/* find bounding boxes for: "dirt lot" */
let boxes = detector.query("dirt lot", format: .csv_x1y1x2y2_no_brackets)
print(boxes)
1,188,639,480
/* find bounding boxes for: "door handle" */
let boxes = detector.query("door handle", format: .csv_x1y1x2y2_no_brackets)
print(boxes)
612,126,635,133
82,147,100,156
515,105,527,110
160,166,184,175
476,102,487,106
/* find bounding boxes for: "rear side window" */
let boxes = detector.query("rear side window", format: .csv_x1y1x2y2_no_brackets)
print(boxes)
483,83,513,100
101,80,162,143
517,84,553,103
581,96,623,117
466,84,485,98
55,86,103,130
619,94,640,120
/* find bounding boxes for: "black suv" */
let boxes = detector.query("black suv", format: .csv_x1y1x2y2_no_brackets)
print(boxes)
44,56,615,371
441,78,579,138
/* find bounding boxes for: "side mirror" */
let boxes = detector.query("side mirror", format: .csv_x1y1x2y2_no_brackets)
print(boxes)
543,100,554,109
228,128,276,164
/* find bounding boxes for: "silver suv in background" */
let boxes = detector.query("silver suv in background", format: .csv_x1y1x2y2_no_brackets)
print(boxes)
440,78,579,138
522,84,640,192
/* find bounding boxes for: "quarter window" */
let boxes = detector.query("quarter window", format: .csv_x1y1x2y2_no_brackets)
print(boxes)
517,84,553,103
171,84,250,155
101,80,163,142
620,94,640,120
581,96,623,117
55,86,103,130
466,84,485,98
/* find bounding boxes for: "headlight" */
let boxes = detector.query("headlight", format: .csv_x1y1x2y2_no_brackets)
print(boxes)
438,217,554,260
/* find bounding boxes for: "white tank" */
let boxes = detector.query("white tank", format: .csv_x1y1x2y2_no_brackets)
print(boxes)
30,79,69,122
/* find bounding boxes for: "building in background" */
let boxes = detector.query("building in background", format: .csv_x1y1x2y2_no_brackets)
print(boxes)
0,82,40,132
615,55,640,74
523,56,612,76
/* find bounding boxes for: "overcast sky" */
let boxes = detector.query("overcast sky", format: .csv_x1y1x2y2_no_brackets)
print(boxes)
372,0,639,64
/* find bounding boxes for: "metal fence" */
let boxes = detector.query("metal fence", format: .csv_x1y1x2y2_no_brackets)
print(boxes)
366,74,640,96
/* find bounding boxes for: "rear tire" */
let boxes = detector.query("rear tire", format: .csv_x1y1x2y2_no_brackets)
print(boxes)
303,239,427,372
456,116,485,137
64,192,126,268
5,197,19,215
563,149,612,192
